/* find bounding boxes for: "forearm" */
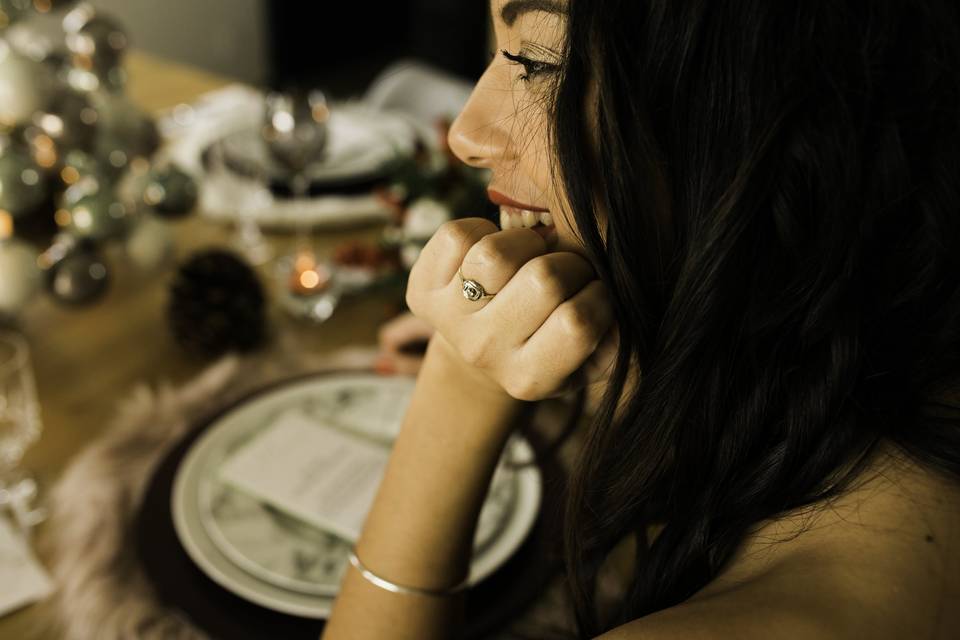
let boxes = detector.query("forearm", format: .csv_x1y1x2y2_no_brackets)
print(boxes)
322,336,525,639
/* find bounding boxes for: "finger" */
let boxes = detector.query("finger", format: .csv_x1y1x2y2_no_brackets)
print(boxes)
520,280,615,389
452,227,548,310
480,252,596,340
583,322,620,385
378,313,435,351
410,218,498,291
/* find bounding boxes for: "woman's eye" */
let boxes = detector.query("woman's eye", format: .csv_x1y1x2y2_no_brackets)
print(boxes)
500,49,558,83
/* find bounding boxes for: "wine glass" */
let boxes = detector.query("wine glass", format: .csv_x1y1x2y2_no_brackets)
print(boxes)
262,89,331,250
0,331,45,534
217,142,274,266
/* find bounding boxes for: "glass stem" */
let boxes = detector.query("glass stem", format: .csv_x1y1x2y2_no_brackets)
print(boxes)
292,172,312,254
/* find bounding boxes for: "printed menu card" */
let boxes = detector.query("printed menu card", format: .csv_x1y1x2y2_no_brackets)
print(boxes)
219,409,391,542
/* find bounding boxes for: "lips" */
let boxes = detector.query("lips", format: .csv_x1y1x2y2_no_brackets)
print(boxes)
487,189,554,232
487,189,551,213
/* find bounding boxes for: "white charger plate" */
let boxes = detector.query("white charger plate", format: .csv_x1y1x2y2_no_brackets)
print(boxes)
171,373,542,619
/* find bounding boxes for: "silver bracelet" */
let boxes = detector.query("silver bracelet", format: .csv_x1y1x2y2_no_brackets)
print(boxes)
347,548,470,597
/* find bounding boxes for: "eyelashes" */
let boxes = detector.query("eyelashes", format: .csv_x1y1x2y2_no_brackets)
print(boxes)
500,49,560,83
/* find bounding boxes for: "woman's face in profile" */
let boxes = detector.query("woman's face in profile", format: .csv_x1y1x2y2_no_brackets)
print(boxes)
448,1,582,254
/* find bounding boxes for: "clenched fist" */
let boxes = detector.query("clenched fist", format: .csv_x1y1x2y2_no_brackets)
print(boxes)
405,218,618,402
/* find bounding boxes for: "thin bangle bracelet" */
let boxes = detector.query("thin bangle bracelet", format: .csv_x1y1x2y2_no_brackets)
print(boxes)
348,548,470,597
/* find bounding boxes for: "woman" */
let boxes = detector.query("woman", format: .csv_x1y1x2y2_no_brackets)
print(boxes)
325,0,960,637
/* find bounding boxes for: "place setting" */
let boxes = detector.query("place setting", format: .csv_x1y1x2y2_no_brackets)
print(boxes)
133,369,568,639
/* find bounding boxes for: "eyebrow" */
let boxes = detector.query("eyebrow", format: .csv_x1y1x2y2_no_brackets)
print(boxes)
500,0,565,26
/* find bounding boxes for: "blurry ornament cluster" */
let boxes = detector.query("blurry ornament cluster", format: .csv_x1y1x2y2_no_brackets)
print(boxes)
0,0,197,319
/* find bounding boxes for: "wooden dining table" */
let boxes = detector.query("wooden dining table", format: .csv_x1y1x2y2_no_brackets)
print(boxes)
2,51,402,640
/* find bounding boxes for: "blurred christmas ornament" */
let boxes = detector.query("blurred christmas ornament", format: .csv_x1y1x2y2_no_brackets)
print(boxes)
43,237,109,305
58,175,129,240
0,39,56,130
124,213,172,272
88,91,158,174
168,249,266,358
47,250,109,304
0,137,48,219
63,2,127,92
0,0,31,30
0,211,42,317
58,148,109,187
25,86,98,168
402,197,450,241
2,8,60,64
139,163,197,218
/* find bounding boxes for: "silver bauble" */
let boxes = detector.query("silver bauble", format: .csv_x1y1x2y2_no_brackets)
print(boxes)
124,213,173,272
58,149,113,193
63,3,127,72
65,60,126,94
0,40,57,130
89,91,159,174
63,4,126,93
59,176,128,240
0,139,48,218
28,87,98,159
0,237,41,317
46,246,109,305
142,164,197,218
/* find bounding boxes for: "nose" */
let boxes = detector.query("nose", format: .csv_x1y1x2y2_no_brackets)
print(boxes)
447,67,514,169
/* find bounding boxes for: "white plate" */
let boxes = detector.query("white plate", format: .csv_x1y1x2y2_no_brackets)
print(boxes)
171,374,542,618
160,85,431,230
216,105,416,185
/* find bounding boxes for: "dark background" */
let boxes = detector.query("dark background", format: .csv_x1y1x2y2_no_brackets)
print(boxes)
82,0,489,93
267,0,489,94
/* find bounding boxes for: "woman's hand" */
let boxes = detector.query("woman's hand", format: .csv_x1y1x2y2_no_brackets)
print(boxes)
406,218,618,402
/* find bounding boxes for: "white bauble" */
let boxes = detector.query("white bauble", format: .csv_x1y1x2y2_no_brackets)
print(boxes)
400,242,422,270
0,40,55,129
0,238,41,316
124,214,173,272
403,197,451,241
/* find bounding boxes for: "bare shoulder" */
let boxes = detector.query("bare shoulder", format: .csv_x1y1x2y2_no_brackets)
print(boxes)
597,445,960,640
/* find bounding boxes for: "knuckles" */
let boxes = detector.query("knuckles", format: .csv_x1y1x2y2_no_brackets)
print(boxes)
436,218,497,256
466,232,526,272
557,298,598,338
523,257,569,300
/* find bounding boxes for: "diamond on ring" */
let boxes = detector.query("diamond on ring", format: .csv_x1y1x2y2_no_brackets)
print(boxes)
459,268,494,302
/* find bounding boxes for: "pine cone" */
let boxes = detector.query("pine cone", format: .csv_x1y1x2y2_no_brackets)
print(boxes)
167,249,266,358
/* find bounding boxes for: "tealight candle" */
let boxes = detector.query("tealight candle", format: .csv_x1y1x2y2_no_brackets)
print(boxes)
289,250,331,296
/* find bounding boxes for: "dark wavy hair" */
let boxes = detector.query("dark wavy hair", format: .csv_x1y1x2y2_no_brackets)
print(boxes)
548,0,960,635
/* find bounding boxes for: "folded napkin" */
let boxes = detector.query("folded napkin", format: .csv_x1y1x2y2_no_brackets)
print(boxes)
0,515,53,618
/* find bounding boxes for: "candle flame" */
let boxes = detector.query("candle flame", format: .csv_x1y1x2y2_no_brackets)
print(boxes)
0,210,12,239
299,269,322,290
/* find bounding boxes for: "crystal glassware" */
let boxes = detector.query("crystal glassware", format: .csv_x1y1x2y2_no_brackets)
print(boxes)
262,89,331,251
212,142,274,266
0,331,45,532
